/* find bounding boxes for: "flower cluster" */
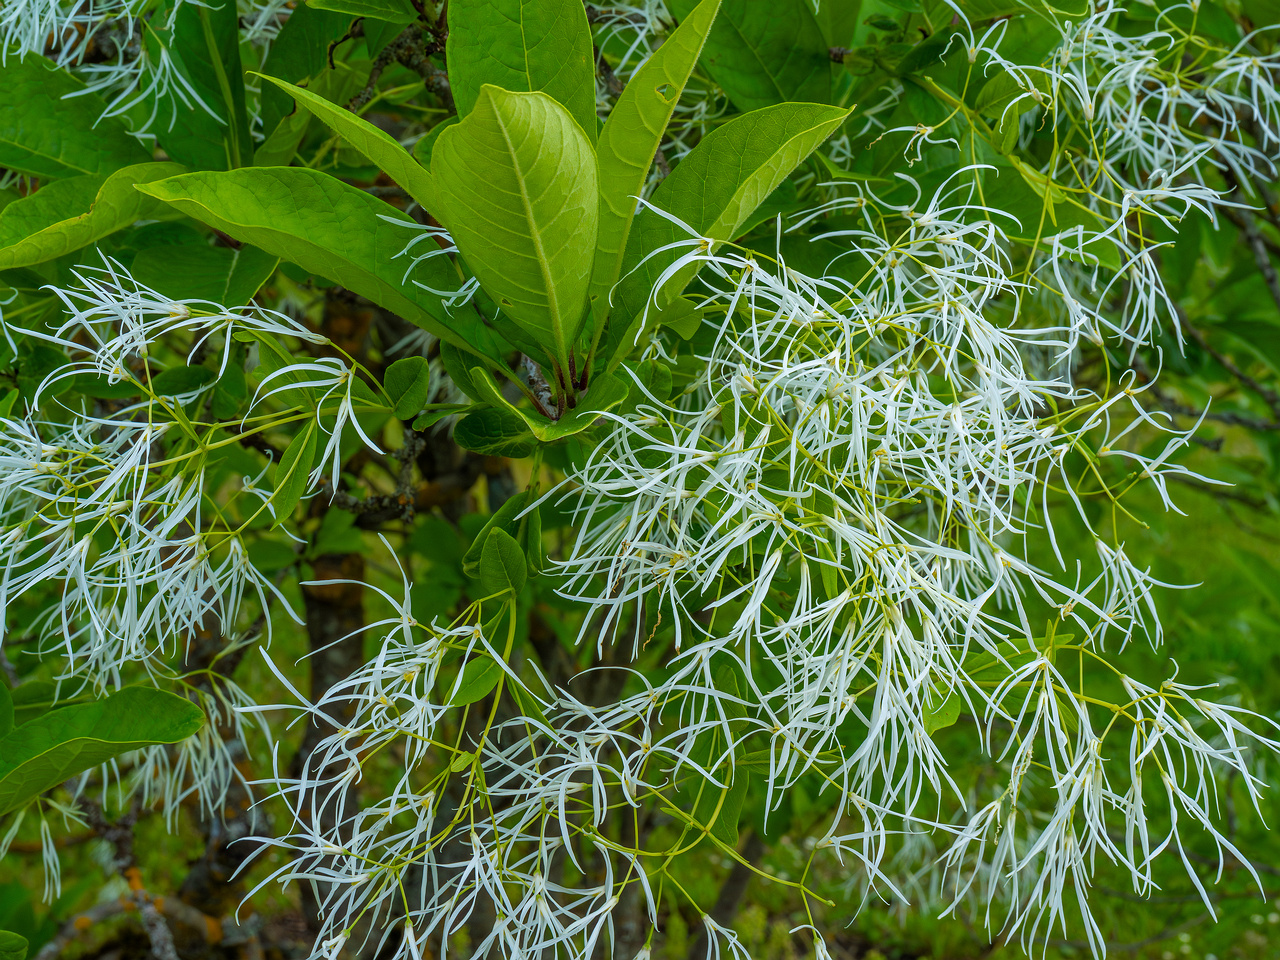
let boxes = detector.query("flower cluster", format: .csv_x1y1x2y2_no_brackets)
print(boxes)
0,260,392,820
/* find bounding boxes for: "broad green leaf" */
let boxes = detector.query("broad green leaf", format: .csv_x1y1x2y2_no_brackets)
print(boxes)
412,404,470,430
257,75,437,209
0,177,100,246
591,0,722,320
0,54,150,179
310,509,366,557
480,527,527,596
467,365,629,441
923,687,962,735
0,930,26,960
732,178,799,238
644,296,706,340
461,490,538,576
893,30,953,76
685,664,748,847
432,86,598,371
10,683,55,727
657,103,850,242
306,0,416,23
385,355,432,419
630,358,674,405
974,70,1046,154
448,748,476,770
256,107,316,168
363,18,405,54
0,687,204,817
711,770,750,847
815,0,861,46
131,242,279,306
245,329,318,409
609,102,849,362
412,117,460,167
137,167,506,362
259,4,353,136
161,2,253,169
440,341,484,400
0,687,11,739
255,64,369,167
149,364,217,396
446,0,597,140
448,656,503,706
0,163,183,271
454,407,537,457
509,677,550,727
667,0,830,112
68,374,141,400
273,421,319,525
247,536,300,571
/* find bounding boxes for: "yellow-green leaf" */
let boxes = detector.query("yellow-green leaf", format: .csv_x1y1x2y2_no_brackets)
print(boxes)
432,86,598,371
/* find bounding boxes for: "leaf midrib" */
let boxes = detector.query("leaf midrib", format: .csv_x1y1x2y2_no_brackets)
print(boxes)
491,101,564,359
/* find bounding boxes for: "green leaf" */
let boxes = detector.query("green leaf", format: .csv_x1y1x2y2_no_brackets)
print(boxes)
610,102,849,360
131,242,279,307
637,296,706,343
466,365,629,441
631,358,673,403
149,365,217,396
0,686,12,739
731,178,799,238
591,0,722,319
256,75,437,209
0,687,204,817
446,0,597,141
711,770,750,847
0,177,100,246
412,117,459,167
480,527,527,596
255,64,368,167
311,508,365,556
657,102,849,244
509,677,550,727
440,341,484,400
461,490,536,576
259,4,353,136
923,687,962,735
306,0,416,23
448,656,504,706
363,18,405,55
432,86,598,371
248,329,318,408
454,407,537,457
448,748,476,770
684,664,748,847
273,421,319,526
0,54,151,179
137,167,505,361
385,355,432,419
412,404,470,429
10,683,56,727
0,163,183,270
667,0,830,112
815,0,861,46
0,930,27,960
246,536,299,571
161,2,253,169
